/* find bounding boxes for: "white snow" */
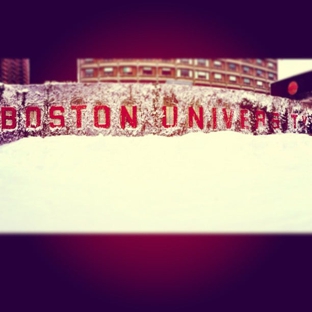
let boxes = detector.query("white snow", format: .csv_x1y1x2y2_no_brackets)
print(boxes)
0,132,312,233
278,59,312,80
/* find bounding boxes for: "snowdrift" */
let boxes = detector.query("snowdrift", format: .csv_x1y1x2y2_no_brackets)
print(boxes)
1,131,312,232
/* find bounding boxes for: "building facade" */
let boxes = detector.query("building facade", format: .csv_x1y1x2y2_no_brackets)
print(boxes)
77,59,278,94
0,59,30,84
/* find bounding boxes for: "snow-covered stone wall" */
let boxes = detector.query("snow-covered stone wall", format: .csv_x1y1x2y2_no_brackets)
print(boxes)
0,82,311,144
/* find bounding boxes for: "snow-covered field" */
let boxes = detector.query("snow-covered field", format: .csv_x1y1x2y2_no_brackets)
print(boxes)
0,132,312,232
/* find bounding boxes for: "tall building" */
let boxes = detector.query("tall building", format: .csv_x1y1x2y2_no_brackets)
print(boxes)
0,59,30,84
77,59,278,94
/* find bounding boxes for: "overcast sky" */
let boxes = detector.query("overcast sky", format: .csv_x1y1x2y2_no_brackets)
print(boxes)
278,59,312,80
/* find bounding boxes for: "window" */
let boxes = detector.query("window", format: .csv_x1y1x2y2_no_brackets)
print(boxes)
180,69,191,77
256,81,263,87
256,69,263,76
214,60,222,67
177,59,191,65
267,62,274,69
197,59,207,66
123,67,133,75
142,67,153,75
268,72,275,80
228,63,236,71
181,59,191,64
196,71,209,79
162,68,171,76
85,68,94,77
214,73,222,80
256,59,263,65
103,67,113,76
243,78,250,85
243,66,250,73
229,75,237,82
85,58,93,63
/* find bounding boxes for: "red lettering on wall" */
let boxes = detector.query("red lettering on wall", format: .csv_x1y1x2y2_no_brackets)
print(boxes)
49,106,65,128
222,108,233,129
94,105,110,128
256,110,265,129
71,105,87,128
272,112,280,129
1,107,17,130
212,108,217,129
188,106,203,129
291,114,298,128
162,106,178,128
302,115,307,126
26,106,41,128
240,109,248,129
120,106,137,129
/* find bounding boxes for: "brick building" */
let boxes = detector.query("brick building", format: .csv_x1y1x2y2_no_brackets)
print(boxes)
0,59,30,84
77,59,278,94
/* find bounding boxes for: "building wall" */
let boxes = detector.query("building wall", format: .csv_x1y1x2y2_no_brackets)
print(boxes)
77,59,278,94
0,59,30,84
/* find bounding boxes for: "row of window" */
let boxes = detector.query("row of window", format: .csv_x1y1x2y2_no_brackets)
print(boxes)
212,62,276,75
83,58,277,70
179,58,275,68
83,67,276,81
83,68,268,88
83,63,276,78
207,74,267,88
84,67,172,77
